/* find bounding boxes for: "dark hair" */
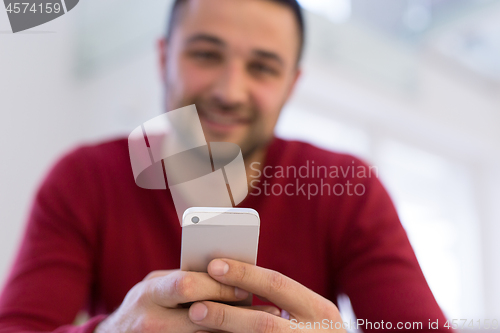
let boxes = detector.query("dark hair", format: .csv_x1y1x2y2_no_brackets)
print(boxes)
166,0,305,63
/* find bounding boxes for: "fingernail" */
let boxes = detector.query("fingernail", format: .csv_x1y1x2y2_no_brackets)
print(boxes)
234,287,249,299
211,260,229,276
189,302,208,321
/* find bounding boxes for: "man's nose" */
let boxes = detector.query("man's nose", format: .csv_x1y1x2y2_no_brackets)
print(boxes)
212,61,249,107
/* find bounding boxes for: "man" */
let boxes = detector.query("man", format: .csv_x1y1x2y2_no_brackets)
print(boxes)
0,0,447,332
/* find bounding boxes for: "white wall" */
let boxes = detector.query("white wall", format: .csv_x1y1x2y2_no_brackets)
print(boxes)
0,10,81,287
0,3,164,288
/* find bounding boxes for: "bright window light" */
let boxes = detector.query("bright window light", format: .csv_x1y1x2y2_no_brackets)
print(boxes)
297,0,352,24
377,140,483,319
275,105,371,159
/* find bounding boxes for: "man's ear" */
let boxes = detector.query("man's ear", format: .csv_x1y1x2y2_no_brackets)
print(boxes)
285,67,302,101
158,37,168,84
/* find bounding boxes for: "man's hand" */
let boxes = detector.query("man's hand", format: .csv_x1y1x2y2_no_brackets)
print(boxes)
95,269,280,333
188,259,346,333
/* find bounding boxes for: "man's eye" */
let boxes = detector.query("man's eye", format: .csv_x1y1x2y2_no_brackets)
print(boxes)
249,63,279,76
189,51,220,61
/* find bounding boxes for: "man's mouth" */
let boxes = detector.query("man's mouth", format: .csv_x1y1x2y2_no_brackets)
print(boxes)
198,107,251,132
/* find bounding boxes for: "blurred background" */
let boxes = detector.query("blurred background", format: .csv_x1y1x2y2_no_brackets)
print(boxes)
1,0,499,329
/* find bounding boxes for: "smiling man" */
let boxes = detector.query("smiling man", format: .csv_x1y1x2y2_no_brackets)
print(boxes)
162,0,302,168
0,0,448,332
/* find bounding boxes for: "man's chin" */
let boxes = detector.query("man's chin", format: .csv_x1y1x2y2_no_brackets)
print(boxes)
203,131,253,155
204,132,242,146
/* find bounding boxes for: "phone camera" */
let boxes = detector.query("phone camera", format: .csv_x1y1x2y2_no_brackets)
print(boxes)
191,216,200,224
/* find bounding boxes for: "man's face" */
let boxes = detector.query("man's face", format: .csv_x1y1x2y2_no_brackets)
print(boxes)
161,0,301,157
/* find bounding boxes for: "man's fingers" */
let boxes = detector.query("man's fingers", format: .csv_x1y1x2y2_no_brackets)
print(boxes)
141,307,222,333
240,305,281,316
207,259,322,316
256,294,271,303
189,301,291,333
143,269,178,281
146,270,250,308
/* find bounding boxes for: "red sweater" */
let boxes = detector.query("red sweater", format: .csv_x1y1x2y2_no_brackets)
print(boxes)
0,137,447,332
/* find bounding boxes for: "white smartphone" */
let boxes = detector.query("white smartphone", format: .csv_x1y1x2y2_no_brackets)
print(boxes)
180,207,260,305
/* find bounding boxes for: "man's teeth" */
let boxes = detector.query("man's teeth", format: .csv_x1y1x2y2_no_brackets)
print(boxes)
205,112,241,125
